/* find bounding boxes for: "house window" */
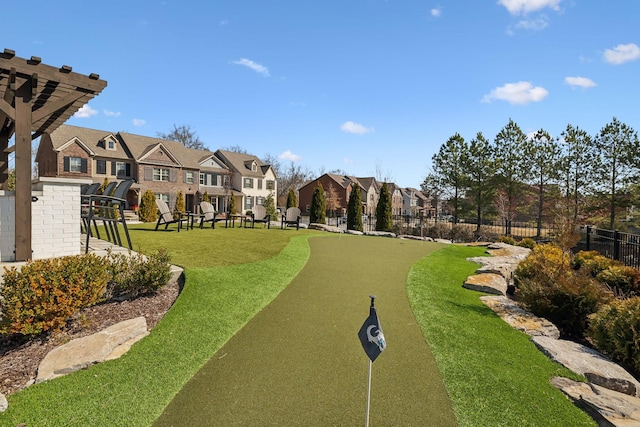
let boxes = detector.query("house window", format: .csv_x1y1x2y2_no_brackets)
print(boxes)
243,178,253,188
116,162,130,178
96,159,107,174
186,171,194,184
107,140,115,150
257,196,264,205
156,193,169,203
251,162,257,172
245,196,254,210
200,173,205,185
63,156,87,173
266,180,275,190
258,179,263,190
153,168,170,182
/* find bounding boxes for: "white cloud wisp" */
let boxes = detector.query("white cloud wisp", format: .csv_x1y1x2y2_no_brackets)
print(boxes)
340,121,374,135
482,81,549,105
232,58,271,77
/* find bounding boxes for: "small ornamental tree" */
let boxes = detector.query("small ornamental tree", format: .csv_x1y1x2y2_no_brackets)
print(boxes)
228,195,237,214
310,183,326,224
99,177,110,195
174,191,186,219
286,188,298,209
138,190,158,222
376,183,393,231
202,191,210,203
7,169,15,190
264,192,277,218
347,184,363,231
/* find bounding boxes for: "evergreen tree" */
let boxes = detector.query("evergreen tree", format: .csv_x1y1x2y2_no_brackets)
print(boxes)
347,184,363,231
375,183,393,231
202,191,210,203
264,192,277,218
138,190,158,222
431,133,468,224
228,195,237,214
99,177,110,195
466,132,496,232
310,184,326,224
174,191,186,219
7,169,15,191
286,188,298,209
560,124,595,223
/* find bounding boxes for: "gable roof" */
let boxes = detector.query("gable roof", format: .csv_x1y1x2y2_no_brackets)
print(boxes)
214,150,270,178
46,124,130,160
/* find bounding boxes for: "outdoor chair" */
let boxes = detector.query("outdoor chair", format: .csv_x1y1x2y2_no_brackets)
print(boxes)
155,198,189,232
81,183,102,236
281,207,301,230
84,179,134,253
246,205,271,229
199,201,227,229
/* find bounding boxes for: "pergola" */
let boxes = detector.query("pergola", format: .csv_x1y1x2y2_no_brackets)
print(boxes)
0,48,107,261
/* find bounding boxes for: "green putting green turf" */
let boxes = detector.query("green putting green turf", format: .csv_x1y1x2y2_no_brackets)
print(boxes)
154,235,451,426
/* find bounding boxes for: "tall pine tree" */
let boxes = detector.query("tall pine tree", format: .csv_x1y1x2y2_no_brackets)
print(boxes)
310,184,326,224
376,183,393,231
347,183,363,231
286,188,298,209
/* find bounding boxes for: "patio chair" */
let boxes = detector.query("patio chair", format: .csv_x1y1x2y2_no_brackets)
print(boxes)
199,201,228,229
246,205,270,229
84,179,134,253
81,183,102,236
155,198,189,232
281,207,301,230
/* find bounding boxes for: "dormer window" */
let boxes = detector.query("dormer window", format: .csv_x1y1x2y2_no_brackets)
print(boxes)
108,140,115,150
252,162,257,172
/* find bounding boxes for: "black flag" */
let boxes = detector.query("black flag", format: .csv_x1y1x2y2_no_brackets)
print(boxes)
358,303,386,362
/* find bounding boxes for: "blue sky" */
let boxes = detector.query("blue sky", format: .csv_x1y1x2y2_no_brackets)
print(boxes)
5,1,640,188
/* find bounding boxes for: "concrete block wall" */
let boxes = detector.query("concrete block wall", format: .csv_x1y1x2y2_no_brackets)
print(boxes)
0,178,91,262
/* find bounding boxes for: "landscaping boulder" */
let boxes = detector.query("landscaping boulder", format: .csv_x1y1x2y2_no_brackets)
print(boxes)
345,229,364,236
532,336,640,397
463,273,508,295
0,393,7,413
480,296,560,338
551,377,640,427
364,231,396,238
37,317,148,383
308,223,342,233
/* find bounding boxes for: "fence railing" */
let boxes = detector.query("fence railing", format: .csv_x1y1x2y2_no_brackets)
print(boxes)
575,225,640,269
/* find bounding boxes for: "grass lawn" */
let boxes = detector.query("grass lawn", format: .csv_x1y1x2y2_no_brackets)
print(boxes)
0,225,595,426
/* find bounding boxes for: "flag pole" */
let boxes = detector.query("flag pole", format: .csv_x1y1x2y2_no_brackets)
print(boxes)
366,358,372,427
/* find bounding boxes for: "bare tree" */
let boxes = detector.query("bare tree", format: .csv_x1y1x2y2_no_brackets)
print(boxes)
223,145,249,154
157,124,206,150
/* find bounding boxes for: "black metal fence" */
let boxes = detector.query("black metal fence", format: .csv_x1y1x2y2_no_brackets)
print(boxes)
576,226,640,269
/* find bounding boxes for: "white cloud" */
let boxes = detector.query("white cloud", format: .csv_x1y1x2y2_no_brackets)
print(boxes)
498,0,561,15
103,109,121,117
343,158,354,164
514,16,549,31
232,58,270,77
73,104,98,118
132,119,146,126
564,76,596,89
278,150,302,162
340,121,374,135
482,81,549,105
603,43,640,65
431,7,442,17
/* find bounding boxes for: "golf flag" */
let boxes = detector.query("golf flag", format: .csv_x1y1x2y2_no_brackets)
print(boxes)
358,300,386,362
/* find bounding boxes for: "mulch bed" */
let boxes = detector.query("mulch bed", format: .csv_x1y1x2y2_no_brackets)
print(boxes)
0,280,180,396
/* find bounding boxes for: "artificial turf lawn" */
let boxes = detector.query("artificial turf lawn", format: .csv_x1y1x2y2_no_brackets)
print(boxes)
154,235,452,426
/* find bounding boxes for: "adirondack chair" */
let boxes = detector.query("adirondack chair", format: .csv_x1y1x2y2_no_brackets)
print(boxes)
84,179,134,253
199,201,228,229
155,198,189,232
281,207,301,230
246,204,271,229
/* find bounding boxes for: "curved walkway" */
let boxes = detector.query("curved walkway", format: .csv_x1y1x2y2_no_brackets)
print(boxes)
154,235,455,426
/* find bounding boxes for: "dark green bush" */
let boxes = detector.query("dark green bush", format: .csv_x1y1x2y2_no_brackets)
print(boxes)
106,249,172,299
588,298,640,376
0,254,110,336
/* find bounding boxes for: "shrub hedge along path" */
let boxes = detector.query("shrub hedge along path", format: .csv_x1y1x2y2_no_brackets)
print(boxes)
154,235,454,426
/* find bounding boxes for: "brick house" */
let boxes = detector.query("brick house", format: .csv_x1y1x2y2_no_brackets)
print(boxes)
298,174,383,218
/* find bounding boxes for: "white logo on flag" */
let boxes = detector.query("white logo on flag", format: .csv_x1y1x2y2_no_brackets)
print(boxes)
366,325,386,351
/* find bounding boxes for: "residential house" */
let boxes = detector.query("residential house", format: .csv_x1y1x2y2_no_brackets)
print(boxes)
36,124,235,212
401,187,431,217
356,177,380,216
214,150,278,214
384,182,404,216
298,173,355,217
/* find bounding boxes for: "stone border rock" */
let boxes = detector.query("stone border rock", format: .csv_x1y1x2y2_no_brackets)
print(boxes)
465,242,640,426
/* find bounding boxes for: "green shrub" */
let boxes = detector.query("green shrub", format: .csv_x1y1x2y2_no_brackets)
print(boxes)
346,184,363,231
573,250,615,276
106,249,172,299
597,265,640,297
0,254,110,336
497,235,516,245
515,244,613,339
310,184,326,224
138,190,158,223
174,190,186,219
588,298,640,376
517,237,536,249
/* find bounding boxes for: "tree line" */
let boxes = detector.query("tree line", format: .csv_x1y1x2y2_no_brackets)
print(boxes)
423,117,640,236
